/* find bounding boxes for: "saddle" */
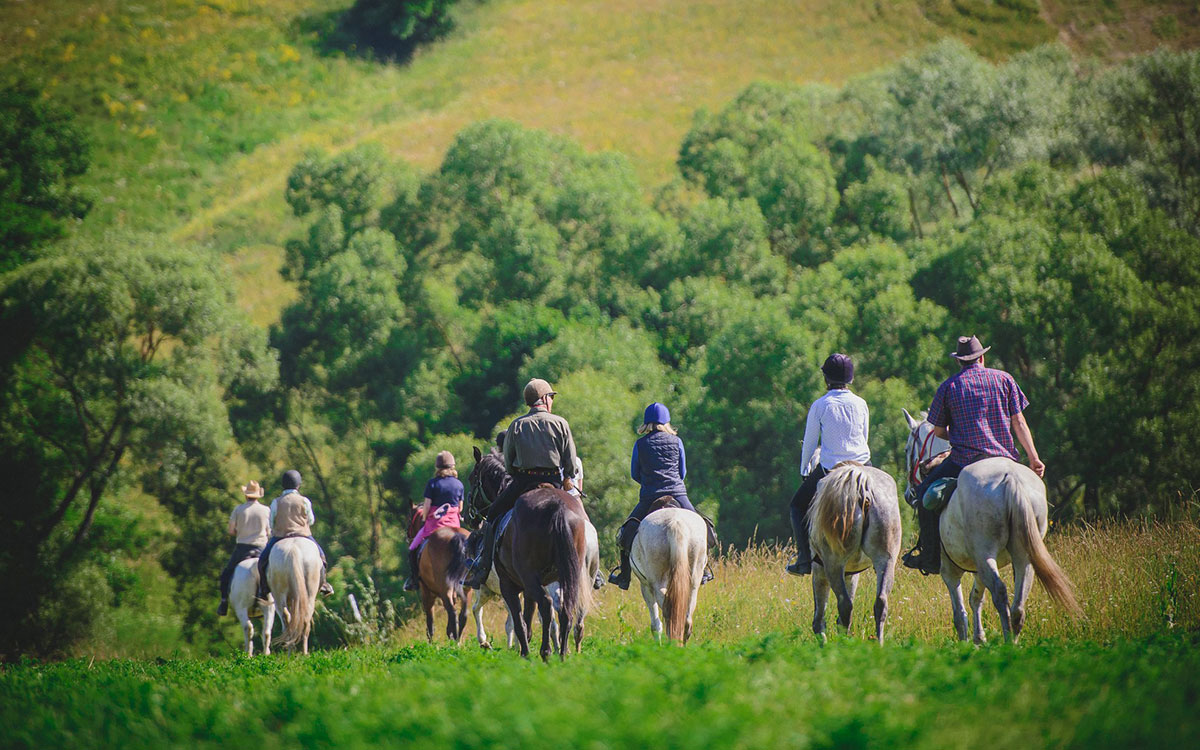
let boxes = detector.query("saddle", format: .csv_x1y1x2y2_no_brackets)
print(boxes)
921,477,958,513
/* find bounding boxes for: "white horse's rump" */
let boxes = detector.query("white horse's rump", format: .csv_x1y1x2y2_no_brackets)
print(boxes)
473,520,599,651
807,463,902,643
268,537,323,654
938,457,1081,642
230,557,277,656
631,508,707,643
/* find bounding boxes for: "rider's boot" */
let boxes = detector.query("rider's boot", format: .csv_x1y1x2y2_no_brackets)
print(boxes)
463,520,494,589
902,505,942,575
786,504,812,576
403,547,420,592
318,566,334,597
216,599,228,617
608,548,632,590
607,519,638,590
701,564,715,585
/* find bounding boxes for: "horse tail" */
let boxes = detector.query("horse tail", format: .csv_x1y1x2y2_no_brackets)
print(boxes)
551,505,589,628
276,542,317,649
809,466,865,555
445,532,470,601
1010,478,1082,617
662,520,692,642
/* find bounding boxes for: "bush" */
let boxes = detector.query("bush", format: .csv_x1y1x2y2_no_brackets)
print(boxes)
339,0,460,62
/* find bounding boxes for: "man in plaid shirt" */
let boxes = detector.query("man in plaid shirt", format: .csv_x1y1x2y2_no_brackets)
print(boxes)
902,335,1045,574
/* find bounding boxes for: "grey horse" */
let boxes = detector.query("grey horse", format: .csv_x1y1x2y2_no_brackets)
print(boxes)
806,462,902,644
903,411,1082,643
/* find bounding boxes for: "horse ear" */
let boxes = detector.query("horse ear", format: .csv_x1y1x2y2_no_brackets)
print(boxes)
473,446,482,462
903,408,920,430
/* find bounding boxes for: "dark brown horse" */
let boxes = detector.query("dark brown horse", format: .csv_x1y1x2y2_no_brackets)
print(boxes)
407,508,472,643
476,485,592,661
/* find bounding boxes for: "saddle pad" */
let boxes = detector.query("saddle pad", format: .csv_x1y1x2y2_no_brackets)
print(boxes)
496,508,515,541
922,477,958,513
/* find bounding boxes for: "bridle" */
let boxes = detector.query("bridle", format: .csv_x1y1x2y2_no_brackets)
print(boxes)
906,420,950,488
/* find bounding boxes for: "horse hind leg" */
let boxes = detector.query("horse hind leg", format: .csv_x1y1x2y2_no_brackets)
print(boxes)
968,577,987,644
640,580,663,641
1009,550,1034,641
421,587,436,644
873,557,896,645
976,557,1013,642
473,588,490,648
942,564,970,641
240,614,254,657
811,564,830,643
825,563,854,635
441,593,457,642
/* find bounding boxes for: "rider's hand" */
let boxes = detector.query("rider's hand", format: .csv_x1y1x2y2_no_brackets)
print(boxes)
1030,457,1045,478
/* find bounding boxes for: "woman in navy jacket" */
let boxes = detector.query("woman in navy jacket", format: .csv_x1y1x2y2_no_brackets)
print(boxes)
609,402,706,589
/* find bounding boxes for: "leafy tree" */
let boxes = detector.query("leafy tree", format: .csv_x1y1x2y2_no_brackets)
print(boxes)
338,0,460,61
0,82,92,272
0,232,275,657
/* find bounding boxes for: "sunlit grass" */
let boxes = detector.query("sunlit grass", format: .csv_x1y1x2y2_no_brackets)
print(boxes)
389,519,1200,647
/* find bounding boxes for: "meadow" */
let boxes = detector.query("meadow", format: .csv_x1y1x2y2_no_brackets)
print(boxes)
3,519,1199,749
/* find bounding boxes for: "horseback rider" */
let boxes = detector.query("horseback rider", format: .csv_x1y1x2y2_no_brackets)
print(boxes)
217,480,270,616
786,353,872,576
254,470,335,604
609,402,715,590
403,451,465,592
902,335,1045,575
463,378,579,589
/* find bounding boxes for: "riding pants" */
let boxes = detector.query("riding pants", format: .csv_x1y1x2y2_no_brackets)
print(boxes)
219,543,263,601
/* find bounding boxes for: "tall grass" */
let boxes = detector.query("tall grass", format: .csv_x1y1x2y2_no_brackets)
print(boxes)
391,519,1200,646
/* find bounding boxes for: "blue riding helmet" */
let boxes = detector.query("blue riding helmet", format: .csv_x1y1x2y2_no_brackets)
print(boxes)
643,402,671,425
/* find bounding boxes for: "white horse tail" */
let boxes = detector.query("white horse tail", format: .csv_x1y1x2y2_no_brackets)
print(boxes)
1010,478,1082,617
662,520,692,642
809,465,867,555
277,545,315,649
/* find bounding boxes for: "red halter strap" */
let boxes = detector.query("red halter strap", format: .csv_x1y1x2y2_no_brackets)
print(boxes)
908,428,939,485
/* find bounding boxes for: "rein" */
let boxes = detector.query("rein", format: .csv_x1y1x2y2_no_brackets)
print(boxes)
908,426,949,486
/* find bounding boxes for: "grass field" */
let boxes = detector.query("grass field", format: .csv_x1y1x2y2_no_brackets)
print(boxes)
3,632,1198,748
4,521,1197,746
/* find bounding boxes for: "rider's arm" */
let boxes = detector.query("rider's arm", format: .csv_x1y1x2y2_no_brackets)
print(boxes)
227,509,237,537
562,422,579,480
305,497,315,525
420,497,432,516
931,425,949,440
799,398,822,475
1011,411,1045,477
678,437,687,481
630,440,642,484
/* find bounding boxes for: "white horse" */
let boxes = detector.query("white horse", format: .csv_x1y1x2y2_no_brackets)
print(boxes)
631,506,708,643
807,463,901,644
473,520,600,651
903,410,1082,642
229,557,278,656
268,537,323,654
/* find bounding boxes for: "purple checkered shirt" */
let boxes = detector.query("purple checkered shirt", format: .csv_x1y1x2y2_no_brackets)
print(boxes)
927,363,1029,465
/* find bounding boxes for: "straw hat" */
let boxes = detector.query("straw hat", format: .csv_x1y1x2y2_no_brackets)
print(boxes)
241,480,264,499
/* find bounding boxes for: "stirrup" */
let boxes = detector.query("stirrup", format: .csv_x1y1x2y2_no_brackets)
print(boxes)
607,564,630,590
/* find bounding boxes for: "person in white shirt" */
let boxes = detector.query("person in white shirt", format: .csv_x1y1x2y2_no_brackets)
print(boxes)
786,353,872,576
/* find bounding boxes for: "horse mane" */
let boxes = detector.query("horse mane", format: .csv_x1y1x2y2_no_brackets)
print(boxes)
479,449,508,494
808,464,876,555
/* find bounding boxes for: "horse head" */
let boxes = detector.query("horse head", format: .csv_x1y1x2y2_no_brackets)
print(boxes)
901,408,951,494
467,446,507,526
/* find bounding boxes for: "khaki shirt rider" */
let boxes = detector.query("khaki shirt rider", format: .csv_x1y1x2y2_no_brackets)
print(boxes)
503,406,578,478
228,500,271,546
270,489,315,537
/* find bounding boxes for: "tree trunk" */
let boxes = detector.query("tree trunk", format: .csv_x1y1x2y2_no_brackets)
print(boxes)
907,186,924,239
954,169,978,213
940,165,960,218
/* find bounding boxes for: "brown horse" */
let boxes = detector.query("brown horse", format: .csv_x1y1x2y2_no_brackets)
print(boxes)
407,509,472,643
482,486,592,661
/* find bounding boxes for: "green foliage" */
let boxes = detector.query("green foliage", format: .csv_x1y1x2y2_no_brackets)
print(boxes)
0,81,91,271
0,231,275,657
338,0,460,61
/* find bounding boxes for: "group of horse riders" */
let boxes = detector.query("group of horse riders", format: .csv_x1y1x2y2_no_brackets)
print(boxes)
218,332,1043,616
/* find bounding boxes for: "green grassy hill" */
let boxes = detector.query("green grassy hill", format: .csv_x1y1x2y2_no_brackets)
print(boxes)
7,0,1193,326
